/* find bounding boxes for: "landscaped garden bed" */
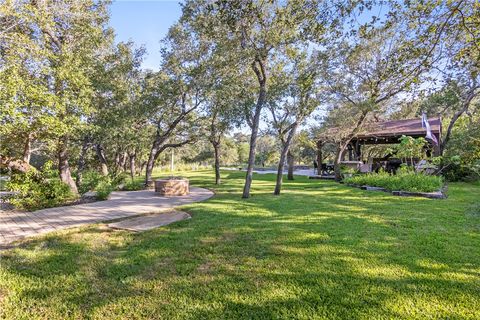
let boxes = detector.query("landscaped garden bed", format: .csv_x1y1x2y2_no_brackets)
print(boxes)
343,170,446,199
345,182,447,199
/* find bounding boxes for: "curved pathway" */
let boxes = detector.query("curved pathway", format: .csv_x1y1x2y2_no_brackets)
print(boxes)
0,187,213,248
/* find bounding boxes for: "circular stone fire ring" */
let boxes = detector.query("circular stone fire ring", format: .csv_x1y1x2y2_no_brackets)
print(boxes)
154,178,189,196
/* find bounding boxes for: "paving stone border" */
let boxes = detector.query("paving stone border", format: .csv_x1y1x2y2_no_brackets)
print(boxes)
347,183,447,199
108,210,191,232
0,187,214,248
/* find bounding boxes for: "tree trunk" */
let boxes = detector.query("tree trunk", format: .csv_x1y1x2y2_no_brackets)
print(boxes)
274,123,298,195
213,142,221,185
140,161,147,176
333,109,370,181
243,60,267,199
441,90,477,154
114,152,122,173
242,98,264,198
145,150,156,186
334,142,348,181
316,141,323,175
274,145,288,195
122,151,128,172
22,133,32,164
441,109,467,154
58,136,78,194
0,156,31,173
76,138,89,187
95,144,109,176
145,140,160,186
129,151,136,181
287,151,294,180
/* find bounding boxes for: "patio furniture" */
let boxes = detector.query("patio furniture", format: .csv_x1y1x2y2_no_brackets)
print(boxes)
386,159,402,174
321,163,335,175
415,159,437,174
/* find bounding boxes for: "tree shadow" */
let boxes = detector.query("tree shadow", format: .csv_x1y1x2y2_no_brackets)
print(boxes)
1,172,479,318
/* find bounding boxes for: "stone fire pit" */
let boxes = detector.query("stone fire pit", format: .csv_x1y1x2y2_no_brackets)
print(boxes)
154,178,189,196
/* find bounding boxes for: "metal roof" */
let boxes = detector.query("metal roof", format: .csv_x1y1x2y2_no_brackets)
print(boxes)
353,117,441,140
319,117,441,142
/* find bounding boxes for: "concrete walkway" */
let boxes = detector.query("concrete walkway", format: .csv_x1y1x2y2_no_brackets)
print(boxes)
0,187,213,247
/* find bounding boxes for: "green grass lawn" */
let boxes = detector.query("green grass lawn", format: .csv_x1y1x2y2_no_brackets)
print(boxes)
1,170,479,319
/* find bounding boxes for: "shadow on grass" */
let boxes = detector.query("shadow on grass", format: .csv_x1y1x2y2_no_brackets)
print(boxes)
1,170,479,319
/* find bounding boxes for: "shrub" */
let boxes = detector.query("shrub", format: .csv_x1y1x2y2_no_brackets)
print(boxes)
78,171,105,195
441,158,479,182
122,180,144,191
78,170,116,200
111,172,129,188
344,170,443,193
340,165,358,179
6,162,76,210
95,180,115,200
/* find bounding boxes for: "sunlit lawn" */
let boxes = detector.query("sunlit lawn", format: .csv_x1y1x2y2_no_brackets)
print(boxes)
0,170,479,319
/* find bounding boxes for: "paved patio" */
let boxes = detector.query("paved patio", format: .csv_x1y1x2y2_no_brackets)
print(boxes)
0,187,213,248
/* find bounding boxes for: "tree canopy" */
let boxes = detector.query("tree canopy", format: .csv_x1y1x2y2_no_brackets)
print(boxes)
1,0,478,199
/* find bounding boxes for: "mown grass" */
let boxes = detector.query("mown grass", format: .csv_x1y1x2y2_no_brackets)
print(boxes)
0,170,479,319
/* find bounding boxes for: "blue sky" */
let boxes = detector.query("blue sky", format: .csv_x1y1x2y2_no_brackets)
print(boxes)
109,1,183,70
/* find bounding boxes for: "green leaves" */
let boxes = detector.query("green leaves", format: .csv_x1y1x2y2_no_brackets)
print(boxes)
1,0,112,161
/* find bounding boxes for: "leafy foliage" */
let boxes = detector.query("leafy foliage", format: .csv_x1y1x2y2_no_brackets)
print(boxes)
78,171,106,195
344,169,444,193
78,170,118,200
442,116,480,181
122,180,144,191
1,0,478,208
395,136,428,163
95,180,115,201
6,162,75,210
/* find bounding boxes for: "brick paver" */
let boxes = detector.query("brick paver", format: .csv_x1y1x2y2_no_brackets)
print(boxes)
0,187,213,248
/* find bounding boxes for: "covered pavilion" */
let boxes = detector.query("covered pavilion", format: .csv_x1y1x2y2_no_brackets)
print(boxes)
315,117,442,175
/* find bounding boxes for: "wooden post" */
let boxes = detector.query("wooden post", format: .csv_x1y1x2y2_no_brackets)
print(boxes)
316,140,323,175
355,140,361,161
433,133,442,156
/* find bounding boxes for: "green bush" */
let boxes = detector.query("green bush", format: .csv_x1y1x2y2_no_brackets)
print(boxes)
111,172,129,188
78,170,116,200
6,162,76,210
122,180,144,191
95,180,115,200
442,158,479,182
78,171,105,195
344,170,444,193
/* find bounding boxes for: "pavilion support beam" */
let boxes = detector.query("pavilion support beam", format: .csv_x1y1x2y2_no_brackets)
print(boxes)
432,136,443,157
316,140,323,175
433,134,442,157
355,141,361,161
340,147,346,161
347,144,353,161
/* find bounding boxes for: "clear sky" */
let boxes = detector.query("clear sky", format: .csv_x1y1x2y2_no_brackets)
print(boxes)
109,0,183,71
